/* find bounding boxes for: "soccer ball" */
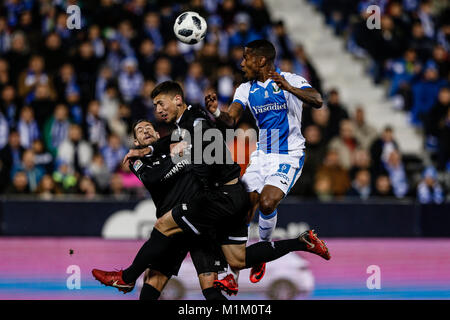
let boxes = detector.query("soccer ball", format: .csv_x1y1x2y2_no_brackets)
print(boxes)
173,11,207,44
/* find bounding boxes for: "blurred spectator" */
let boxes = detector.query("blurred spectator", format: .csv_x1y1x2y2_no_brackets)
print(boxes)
31,139,53,174
197,42,221,81
313,174,333,202
352,106,378,151
109,103,132,142
347,169,372,200
349,148,372,179
11,149,45,192
0,130,24,192
73,41,100,102
142,12,164,52
386,48,421,97
269,20,294,61
130,80,156,123
247,0,272,34
411,62,447,126
52,163,77,194
137,38,157,79
309,106,334,144
54,63,79,108
228,12,261,49
373,174,395,198
3,31,30,85
118,57,144,103
41,32,65,74
316,149,351,197
57,124,93,175
43,104,70,157
184,61,209,106
95,65,115,101
86,153,111,194
5,171,30,195
429,45,449,80
292,45,322,94
417,166,444,204
325,88,349,138
108,173,128,199
0,85,21,128
0,109,8,149
0,16,11,54
17,106,39,149
424,86,450,154
409,22,435,63
384,149,409,198
328,119,359,169
100,133,128,173
153,56,172,84
17,55,52,100
88,25,105,59
78,175,97,199
99,81,121,124
84,100,109,149
291,125,327,197
370,126,400,176
30,83,56,129
206,15,230,60
35,174,61,200
216,65,235,105
165,39,190,81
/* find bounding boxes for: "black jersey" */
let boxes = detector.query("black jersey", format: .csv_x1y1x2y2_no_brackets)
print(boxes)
129,151,200,218
151,105,241,189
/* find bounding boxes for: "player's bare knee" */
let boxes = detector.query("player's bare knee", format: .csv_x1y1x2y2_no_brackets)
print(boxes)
227,256,245,270
259,197,277,215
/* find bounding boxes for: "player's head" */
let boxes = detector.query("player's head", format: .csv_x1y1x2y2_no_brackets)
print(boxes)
151,81,185,124
241,39,276,80
132,119,160,147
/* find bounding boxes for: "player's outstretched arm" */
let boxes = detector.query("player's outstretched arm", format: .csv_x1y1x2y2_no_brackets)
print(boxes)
269,71,323,108
205,92,243,128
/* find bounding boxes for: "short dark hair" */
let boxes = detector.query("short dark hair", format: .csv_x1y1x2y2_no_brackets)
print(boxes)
150,81,184,101
245,39,276,63
132,119,153,139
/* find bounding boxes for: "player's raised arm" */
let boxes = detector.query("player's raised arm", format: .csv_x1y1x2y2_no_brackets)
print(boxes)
269,71,323,108
205,92,243,128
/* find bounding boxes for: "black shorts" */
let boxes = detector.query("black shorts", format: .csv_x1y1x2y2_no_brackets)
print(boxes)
150,233,227,278
172,181,249,245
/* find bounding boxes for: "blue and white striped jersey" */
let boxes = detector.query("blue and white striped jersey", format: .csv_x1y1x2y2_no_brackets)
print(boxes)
232,68,311,155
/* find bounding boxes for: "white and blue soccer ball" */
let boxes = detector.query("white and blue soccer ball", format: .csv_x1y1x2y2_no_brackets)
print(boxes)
173,11,207,45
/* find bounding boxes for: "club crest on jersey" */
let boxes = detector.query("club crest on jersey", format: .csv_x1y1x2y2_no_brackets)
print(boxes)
133,159,143,171
272,82,281,93
264,90,269,98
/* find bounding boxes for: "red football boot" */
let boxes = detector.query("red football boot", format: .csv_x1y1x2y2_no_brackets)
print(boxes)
213,274,238,296
92,269,135,294
249,262,266,283
300,230,331,260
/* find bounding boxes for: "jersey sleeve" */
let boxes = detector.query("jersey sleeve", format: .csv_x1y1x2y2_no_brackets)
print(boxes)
283,72,312,89
232,82,251,110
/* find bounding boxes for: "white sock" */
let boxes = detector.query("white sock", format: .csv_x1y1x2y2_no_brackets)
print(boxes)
258,209,277,242
230,267,240,282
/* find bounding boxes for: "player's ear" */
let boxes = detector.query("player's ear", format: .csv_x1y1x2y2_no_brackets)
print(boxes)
259,56,267,67
173,94,182,107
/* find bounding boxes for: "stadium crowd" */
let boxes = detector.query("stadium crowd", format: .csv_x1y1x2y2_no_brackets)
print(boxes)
0,0,447,203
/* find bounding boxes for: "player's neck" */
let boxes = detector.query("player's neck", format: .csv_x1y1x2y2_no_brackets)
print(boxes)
175,103,188,122
258,66,276,83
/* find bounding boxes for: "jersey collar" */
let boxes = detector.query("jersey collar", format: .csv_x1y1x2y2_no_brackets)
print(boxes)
256,67,282,88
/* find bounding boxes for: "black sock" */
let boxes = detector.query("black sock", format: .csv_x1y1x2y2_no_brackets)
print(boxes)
244,239,307,268
122,228,173,284
139,283,161,300
202,287,228,300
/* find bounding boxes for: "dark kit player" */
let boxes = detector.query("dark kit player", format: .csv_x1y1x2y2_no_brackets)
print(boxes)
94,120,228,300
